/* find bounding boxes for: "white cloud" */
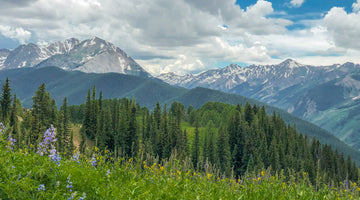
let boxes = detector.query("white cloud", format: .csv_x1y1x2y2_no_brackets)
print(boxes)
138,55,206,75
0,0,359,75
353,0,360,12
289,0,305,8
323,7,360,50
0,25,31,44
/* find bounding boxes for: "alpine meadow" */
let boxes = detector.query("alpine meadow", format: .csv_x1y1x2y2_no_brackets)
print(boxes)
2,0,360,199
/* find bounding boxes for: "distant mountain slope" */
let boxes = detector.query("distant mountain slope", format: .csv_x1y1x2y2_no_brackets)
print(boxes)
0,37,150,77
0,67,359,163
157,60,360,150
0,67,180,108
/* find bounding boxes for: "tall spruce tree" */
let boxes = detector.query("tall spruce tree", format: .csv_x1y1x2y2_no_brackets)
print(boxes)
10,93,20,147
191,119,200,169
32,83,52,142
216,126,231,176
1,77,12,122
81,89,92,152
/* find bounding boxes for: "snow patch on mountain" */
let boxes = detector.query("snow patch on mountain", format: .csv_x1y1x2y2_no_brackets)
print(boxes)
0,56,6,69
0,37,150,77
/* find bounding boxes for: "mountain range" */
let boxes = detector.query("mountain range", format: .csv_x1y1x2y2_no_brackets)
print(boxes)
1,66,360,163
1,36,360,155
157,59,360,150
0,37,150,77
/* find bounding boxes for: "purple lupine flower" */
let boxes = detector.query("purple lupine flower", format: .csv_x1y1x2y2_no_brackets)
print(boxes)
106,169,111,177
66,177,74,199
66,177,73,192
90,155,96,167
0,122,5,132
6,133,16,150
37,125,61,166
72,152,80,164
79,193,86,200
38,184,45,192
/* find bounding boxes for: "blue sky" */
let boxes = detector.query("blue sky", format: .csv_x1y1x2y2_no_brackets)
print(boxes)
0,0,360,75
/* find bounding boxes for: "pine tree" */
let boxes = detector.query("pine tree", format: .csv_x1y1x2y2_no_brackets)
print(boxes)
182,129,189,158
216,126,231,176
1,77,12,122
81,89,91,152
90,86,98,140
125,98,137,157
32,83,52,140
153,102,161,129
10,94,20,147
161,104,171,158
191,119,200,169
60,97,72,154
96,91,104,147
244,102,254,125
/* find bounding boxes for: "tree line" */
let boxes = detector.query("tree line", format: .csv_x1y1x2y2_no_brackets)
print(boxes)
1,79,359,187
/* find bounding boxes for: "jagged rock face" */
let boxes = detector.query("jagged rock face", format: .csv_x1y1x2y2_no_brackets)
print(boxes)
0,37,150,77
157,59,360,150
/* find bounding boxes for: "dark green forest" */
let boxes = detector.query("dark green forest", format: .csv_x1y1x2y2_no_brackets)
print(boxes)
1,79,359,188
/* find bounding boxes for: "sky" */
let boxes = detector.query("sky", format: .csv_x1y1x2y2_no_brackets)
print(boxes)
0,0,360,75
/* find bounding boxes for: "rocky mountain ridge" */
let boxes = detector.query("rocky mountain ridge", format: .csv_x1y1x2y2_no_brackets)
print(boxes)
157,59,360,150
0,37,150,77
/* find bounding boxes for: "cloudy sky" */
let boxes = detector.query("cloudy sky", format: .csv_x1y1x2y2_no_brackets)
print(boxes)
0,0,360,75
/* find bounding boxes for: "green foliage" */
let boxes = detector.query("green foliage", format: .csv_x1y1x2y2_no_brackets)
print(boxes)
1,144,359,200
1,77,11,122
1,79,360,199
1,68,359,163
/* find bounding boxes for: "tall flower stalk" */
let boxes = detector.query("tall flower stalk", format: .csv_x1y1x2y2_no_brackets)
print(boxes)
37,125,61,166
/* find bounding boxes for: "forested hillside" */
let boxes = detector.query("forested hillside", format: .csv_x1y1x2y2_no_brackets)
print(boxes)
1,78,357,186
1,67,359,163
1,78,360,199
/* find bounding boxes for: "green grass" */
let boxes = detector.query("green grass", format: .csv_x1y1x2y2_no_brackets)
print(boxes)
1,141,359,200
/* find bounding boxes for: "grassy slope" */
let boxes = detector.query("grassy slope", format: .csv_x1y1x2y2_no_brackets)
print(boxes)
0,143,357,199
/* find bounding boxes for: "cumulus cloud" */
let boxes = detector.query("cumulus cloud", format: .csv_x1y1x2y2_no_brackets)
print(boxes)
0,0,358,75
353,0,360,12
0,25,31,44
289,0,305,8
323,6,360,50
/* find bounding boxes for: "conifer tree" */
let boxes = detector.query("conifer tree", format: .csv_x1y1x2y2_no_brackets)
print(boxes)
182,129,189,157
81,89,91,152
244,102,254,125
154,102,161,129
161,104,171,158
10,94,20,147
126,98,137,157
60,97,72,154
96,91,104,147
191,119,200,169
216,126,231,176
1,77,12,122
32,83,52,141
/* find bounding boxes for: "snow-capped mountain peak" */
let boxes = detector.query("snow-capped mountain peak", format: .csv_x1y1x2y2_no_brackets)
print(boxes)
279,59,302,68
0,37,150,77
